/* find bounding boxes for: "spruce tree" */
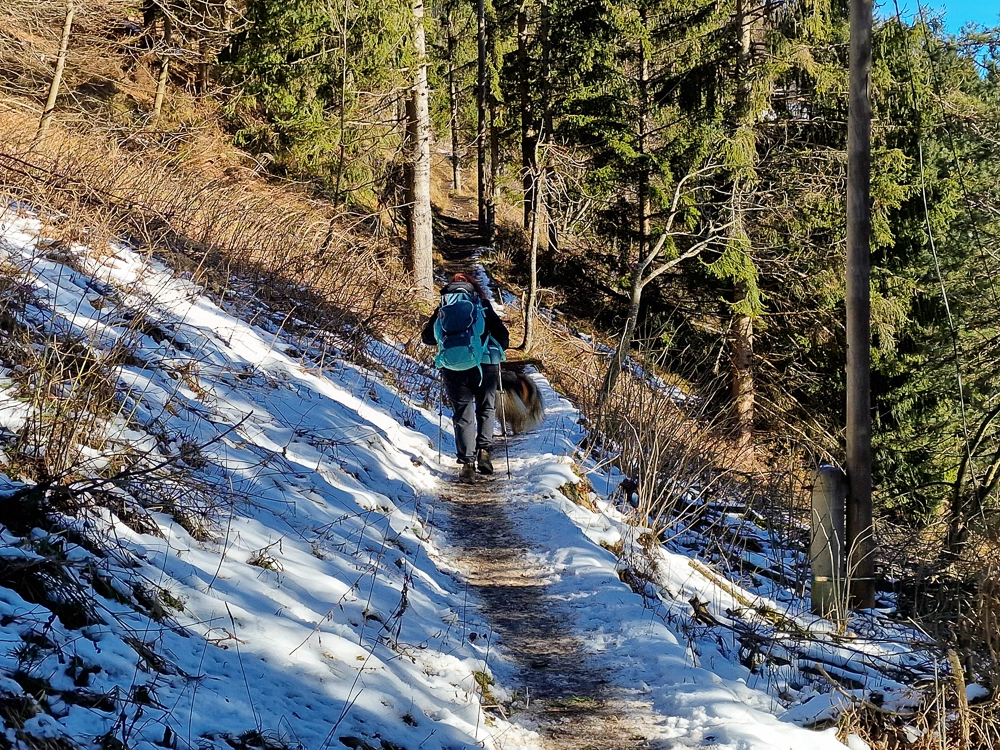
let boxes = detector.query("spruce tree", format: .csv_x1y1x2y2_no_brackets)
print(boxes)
221,0,411,204
867,19,1000,556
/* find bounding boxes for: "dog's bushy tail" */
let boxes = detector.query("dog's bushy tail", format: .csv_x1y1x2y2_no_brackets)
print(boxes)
499,369,545,433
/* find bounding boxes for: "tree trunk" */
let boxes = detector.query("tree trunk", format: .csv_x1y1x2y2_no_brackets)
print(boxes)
520,171,543,352
489,96,499,239
334,0,351,203
731,286,754,456
637,12,650,263
476,0,488,235
197,39,210,94
544,179,558,276
943,406,1000,561
540,0,555,276
601,278,644,403
518,2,536,231
407,0,434,295
599,11,650,405
152,16,172,120
446,11,462,192
35,0,75,143
487,4,499,241
729,0,756,461
142,0,157,45
945,503,970,561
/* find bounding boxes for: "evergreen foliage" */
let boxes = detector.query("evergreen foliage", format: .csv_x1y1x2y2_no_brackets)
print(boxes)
220,0,412,203
867,20,1000,547
158,0,1000,546
428,0,478,149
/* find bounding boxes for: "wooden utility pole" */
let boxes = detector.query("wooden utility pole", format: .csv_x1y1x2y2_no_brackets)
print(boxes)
476,0,489,237
845,0,875,608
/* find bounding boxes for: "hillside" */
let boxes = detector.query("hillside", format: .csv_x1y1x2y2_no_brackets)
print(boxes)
3,0,1000,745
0,206,955,750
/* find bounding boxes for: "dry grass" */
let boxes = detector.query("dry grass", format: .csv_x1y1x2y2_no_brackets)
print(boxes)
496,266,758,538
1,0,156,120
836,675,1000,750
0,0,433,570
0,0,235,124
0,0,430,538
0,117,433,557
0,111,422,336
860,526,1000,747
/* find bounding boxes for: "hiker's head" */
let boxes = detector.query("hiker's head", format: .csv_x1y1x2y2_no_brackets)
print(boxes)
450,273,488,301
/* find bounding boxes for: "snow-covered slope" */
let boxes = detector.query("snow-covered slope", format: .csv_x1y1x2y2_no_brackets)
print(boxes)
0,208,917,750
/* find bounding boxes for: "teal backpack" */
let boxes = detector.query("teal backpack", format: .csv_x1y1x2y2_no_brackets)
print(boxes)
433,288,487,371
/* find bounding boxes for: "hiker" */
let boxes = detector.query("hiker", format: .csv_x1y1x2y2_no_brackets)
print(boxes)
422,273,509,480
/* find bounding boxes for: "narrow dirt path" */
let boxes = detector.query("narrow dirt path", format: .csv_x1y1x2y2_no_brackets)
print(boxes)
434,196,484,279
439,477,667,749
432,205,674,749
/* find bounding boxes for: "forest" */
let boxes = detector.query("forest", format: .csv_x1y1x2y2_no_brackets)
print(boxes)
215,0,1000,590
2,0,1000,746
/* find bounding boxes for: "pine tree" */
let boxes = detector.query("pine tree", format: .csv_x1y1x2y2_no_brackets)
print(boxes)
221,0,411,203
866,19,1000,556
428,0,479,192
532,0,733,396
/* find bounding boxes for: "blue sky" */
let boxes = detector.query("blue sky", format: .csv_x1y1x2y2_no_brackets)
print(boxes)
883,0,1000,34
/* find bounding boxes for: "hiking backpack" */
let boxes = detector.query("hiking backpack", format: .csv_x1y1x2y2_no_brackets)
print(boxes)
433,287,487,371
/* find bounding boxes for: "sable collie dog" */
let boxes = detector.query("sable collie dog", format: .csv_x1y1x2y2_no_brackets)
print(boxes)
498,366,545,433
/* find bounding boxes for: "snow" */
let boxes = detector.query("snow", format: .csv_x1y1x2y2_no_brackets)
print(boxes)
0,209,927,750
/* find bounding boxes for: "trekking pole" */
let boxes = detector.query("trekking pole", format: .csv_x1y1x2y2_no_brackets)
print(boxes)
497,367,512,479
437,387,443,465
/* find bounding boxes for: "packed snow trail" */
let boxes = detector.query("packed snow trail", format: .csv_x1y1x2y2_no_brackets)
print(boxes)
430,212,670,746
420,226,840,750
421,370,852,750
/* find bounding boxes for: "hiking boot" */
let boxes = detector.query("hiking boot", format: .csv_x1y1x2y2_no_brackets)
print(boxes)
459,462,476,482
476,449,494,475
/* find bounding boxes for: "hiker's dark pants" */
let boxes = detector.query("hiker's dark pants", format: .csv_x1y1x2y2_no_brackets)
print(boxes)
442,364,499,464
